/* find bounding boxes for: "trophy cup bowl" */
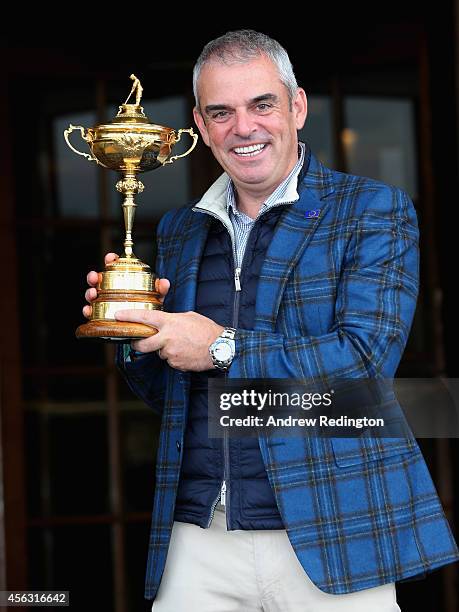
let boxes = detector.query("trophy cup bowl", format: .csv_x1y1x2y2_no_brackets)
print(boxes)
64,76,198,341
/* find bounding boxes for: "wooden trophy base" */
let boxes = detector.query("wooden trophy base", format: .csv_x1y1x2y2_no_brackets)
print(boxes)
76,319,158,341
77,255,163,341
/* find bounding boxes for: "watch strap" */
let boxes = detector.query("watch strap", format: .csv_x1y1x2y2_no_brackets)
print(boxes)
220,327,236,340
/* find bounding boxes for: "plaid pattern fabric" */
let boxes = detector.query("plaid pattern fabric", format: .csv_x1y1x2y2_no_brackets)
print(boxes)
117,144,459,600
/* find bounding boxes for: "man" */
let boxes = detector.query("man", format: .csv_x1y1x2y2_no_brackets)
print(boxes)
84,31,459,611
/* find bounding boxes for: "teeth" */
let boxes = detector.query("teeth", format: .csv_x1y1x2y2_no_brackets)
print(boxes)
233,143,266,156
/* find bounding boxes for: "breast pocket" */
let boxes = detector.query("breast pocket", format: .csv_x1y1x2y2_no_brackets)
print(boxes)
331,436,418,467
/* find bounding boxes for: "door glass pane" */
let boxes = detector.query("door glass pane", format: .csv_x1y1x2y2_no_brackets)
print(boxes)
121,403,160,513
18,226,104,368
299,95,335,167
125,523,154,612
344,96,417,198
28,524,113,610
54,112,98,218
25,405,109,518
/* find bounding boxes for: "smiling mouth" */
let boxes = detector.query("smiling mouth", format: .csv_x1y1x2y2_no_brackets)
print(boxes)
232,143,267,157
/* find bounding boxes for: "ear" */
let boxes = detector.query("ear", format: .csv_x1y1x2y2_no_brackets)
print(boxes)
293,88,308,130
193,107,211,147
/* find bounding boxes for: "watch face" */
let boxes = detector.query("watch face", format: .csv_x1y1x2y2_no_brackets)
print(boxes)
214,342,232,361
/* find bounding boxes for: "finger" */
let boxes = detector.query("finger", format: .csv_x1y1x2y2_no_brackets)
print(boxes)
155,277,171,298
104,252,119,265
86,271,99,287
131,331,163,353
82,304,92,319
114,308,168,328
85,287,98,303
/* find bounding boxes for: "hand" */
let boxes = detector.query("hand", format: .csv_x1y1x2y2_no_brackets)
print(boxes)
114,309,224,372
82,252,171,319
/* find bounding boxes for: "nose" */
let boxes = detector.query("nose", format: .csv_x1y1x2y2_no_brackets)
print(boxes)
232,108,256,138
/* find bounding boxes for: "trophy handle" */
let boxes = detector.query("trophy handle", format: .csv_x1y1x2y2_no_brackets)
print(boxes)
164,128,198,165
64,124,98,163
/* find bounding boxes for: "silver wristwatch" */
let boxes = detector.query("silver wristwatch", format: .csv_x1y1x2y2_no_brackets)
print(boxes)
209,327,236,371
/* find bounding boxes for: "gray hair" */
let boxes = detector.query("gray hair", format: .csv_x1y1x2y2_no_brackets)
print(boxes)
193,30,298,110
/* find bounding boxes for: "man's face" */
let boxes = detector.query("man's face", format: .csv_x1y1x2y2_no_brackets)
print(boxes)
193,54,307,194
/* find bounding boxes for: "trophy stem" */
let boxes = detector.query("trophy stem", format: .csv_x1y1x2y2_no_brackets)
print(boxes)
116,170,145,258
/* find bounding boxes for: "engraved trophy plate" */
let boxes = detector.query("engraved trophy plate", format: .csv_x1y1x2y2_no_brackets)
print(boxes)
64,74,198,341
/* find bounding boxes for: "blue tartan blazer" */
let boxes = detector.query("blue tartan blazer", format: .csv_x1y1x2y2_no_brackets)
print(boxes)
117,145,459,600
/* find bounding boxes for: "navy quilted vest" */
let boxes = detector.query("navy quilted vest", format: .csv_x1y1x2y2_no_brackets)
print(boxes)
173,207,287,530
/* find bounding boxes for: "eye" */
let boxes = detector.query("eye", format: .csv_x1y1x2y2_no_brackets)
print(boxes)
211,111,230,122
256,103,272,112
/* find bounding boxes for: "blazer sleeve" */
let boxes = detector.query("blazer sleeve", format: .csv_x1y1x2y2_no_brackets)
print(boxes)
230,187,419,380
116,344,166,416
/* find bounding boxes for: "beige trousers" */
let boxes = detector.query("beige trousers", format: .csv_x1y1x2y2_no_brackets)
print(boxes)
152,503,401,612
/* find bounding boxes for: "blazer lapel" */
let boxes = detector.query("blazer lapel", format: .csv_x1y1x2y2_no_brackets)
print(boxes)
254,151,336,332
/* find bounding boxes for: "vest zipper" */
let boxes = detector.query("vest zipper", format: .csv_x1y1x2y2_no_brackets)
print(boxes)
206,488,223,528
194,205,287,529
220,480,227,504
234,267,241,291
193,208,238,528
220,226,250,526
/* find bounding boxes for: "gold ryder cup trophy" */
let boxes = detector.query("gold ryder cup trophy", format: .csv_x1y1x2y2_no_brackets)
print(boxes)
64,74,198,341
